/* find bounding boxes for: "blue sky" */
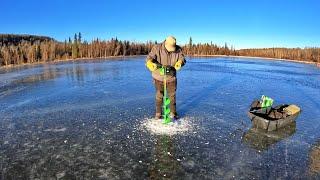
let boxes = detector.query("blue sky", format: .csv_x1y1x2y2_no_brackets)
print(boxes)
1,0,319,49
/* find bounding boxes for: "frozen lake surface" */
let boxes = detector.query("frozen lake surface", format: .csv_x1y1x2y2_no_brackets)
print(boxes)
0,56,320,179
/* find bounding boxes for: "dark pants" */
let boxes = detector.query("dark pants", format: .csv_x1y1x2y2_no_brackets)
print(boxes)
153,79,177,115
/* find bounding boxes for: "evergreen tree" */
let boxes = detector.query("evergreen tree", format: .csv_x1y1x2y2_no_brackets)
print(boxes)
78,32,82,57
189,37,193,47
72,33,78,59
78,32,82,44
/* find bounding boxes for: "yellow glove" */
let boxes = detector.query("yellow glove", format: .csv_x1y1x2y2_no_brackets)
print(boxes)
146,60,157,72
174,60,183,71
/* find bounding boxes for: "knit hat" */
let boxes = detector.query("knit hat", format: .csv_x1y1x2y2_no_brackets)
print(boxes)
164,36,176,52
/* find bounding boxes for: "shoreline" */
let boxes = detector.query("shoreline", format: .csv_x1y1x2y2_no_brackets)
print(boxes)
189,55,320,66
1,54,319,69
0,55,146,70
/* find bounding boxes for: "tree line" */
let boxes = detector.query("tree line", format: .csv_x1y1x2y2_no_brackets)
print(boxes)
0,33,153,66
0,34,319,67
237,48,320,63
185,37,320,63
183,38,238,56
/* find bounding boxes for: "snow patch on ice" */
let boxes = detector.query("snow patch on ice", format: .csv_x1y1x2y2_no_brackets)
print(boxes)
140,117,194,136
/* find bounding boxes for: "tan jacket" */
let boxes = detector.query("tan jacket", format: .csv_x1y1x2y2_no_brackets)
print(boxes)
146,42,186,82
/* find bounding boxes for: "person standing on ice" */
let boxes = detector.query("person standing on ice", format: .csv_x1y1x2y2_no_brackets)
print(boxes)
145,36,186,120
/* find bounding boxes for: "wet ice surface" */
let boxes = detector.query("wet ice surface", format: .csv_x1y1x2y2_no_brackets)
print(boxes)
0,57,320,179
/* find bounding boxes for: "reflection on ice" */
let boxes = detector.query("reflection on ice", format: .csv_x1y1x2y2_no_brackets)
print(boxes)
242,122,296,151
149,135,182,178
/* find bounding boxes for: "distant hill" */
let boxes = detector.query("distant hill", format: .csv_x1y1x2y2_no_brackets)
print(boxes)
0,34,55,46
